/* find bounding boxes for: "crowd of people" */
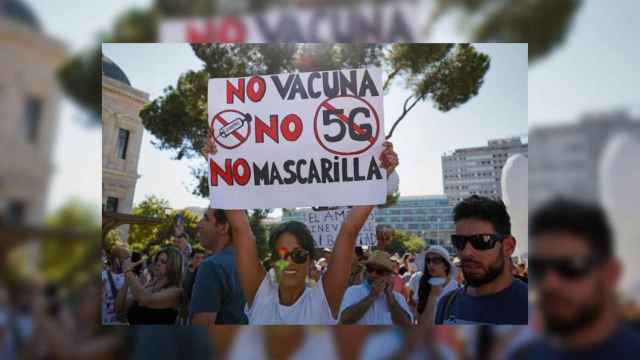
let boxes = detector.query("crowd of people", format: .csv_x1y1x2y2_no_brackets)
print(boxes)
2,192,639,358
99,137,533,327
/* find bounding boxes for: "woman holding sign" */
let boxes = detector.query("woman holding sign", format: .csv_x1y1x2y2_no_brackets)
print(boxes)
202,139,398,324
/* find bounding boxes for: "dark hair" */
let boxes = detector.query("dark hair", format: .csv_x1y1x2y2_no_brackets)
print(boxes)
191,248,205,257
154,247,183,288
417,253,451,314
453,195,511,235
210,208,232,236
268,221,316,262
131,251,143,275
531,198,613,259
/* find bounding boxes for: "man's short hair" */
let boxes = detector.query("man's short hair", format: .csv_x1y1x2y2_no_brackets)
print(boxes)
453,195,511,235
210,208,232,236
530,198,613,259
191,248,205,257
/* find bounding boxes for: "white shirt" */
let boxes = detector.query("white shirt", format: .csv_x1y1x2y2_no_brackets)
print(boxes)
339,283,413,325
246,275,337,325
408,272,423,303
360,329,457,360
408,272,459,310
227,326,338,360
101,270,125,325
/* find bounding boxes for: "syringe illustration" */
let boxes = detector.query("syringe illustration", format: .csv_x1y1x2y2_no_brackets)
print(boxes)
215,113,252,139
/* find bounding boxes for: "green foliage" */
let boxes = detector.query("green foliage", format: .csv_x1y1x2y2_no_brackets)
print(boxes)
248,209,274,263
141,43,481,196
126,195,200,255
104,229,124,254
59,1,580,123
39,199,101,287
434,0,582,61
384,229,425,256
58,46,100,119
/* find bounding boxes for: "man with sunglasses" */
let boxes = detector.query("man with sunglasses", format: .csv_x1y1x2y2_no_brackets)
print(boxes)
434,195,528,325
509,198,640,359
339,251,413,325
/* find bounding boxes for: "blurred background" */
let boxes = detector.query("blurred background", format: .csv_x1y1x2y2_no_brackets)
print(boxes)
1,0,639,359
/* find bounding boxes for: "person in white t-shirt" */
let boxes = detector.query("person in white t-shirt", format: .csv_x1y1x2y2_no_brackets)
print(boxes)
227,326,338,360
204,140,399,325
338,250,413,325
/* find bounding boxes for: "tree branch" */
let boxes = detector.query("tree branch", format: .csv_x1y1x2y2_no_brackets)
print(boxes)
386,95,423,140
383,67,401,91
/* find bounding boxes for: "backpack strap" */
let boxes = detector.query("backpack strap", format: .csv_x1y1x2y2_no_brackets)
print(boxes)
442,288,462,323
106,270,119,300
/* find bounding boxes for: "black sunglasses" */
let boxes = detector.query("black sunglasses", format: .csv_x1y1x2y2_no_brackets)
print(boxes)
529,256,602,281
275,248,310,264
451,234,506,251
425,256,445,266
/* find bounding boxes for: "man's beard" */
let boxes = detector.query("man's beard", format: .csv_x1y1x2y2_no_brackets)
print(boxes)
542,293,603,336
463,255,504,287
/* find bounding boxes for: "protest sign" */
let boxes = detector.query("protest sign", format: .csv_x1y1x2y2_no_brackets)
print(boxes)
160,1,428,43
207,68,386,209
303,208,377,248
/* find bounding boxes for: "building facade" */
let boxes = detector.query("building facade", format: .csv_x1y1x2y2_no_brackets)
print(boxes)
442,136,528,203
0,1,67,226
529,111,640,210
101,56,148,241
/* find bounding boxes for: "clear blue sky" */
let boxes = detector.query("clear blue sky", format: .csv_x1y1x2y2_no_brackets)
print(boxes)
24,0,640,213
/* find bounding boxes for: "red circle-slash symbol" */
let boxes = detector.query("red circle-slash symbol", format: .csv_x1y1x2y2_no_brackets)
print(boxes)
210,109,251,150
313,95,380,156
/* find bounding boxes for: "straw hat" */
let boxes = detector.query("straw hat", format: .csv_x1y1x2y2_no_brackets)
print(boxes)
363,251,394,273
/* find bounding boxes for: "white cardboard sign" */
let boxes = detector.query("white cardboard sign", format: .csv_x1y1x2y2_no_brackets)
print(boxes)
160,1,427,43
207,68,386,209
303,208,377,248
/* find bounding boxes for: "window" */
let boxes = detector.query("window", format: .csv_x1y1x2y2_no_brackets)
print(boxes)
6,200,26,225
24,97,43,143
106,197,119,213
116,128,130,159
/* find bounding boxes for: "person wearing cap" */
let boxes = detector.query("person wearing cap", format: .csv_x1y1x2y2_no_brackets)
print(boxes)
409,245,459,322
338,251,413,325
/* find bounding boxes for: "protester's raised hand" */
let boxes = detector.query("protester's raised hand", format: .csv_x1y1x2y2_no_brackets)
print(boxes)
201,128,218,158
379,141,398,176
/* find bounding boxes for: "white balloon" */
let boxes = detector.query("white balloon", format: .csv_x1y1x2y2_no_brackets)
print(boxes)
599,133,640,290
387,171,399,195
502,154,528,257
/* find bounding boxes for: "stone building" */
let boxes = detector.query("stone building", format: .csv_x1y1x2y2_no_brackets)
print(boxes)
0,0,67,226
101,55,148,241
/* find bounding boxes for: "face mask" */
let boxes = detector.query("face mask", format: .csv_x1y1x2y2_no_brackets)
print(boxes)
428,277,446,286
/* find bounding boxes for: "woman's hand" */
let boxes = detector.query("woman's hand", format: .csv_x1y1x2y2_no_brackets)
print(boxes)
379,141,398,176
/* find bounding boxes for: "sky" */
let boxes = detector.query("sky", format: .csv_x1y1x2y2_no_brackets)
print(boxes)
22,0,640,214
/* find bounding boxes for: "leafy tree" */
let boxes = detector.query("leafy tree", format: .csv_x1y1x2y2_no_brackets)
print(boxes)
126,195,200,256
248,209,274,262
58,0,580,122
39,199,101,288
140,43,487,198
384,229,426,256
